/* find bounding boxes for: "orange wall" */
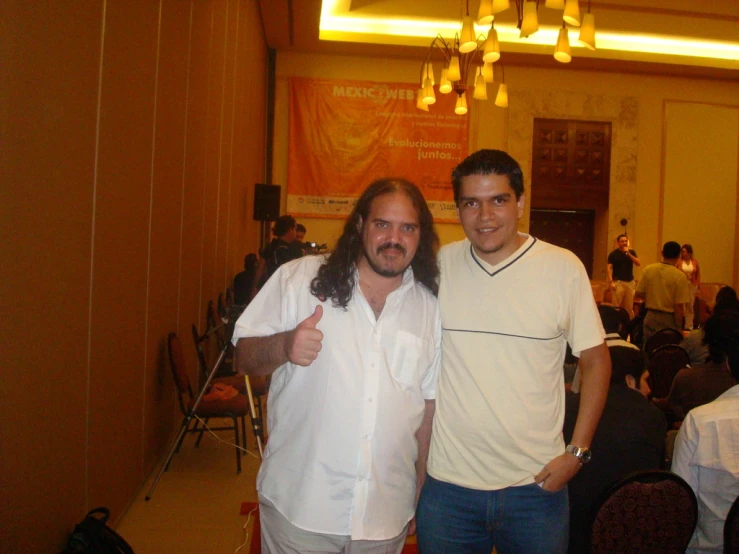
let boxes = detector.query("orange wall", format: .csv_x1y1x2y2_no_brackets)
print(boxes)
0,1,267,552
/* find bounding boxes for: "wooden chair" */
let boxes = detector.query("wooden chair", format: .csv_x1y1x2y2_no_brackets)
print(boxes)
648,344,690,399
725,493,739,553
645,327,684,357
192,324,270,446
167,332,248,472
589,470,697,554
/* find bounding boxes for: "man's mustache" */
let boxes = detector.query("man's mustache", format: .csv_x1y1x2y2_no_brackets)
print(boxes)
377,242,406,255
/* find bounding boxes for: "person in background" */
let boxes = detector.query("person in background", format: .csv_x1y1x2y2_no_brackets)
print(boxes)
607,234,640,319
233,178,441,554
233,253,258,307
251,215,304,298
661,310,738,422
677,244,701,330
416,149,610,554
565,346,666,554
680,286,738,366
672,310,739,554
635,241,691,344
570,305,639,394
295,223,306,243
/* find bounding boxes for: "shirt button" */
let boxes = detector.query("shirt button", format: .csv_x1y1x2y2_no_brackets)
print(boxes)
359,477,364,482
368,398,373,403
364,435,369,440
371,363,375,368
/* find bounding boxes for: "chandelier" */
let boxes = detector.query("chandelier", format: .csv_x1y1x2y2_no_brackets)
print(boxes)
417,0,596,114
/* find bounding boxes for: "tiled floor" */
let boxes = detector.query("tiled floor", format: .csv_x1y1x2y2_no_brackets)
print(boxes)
117,418,263,554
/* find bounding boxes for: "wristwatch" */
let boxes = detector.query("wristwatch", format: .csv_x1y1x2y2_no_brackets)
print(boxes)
566,444,592,465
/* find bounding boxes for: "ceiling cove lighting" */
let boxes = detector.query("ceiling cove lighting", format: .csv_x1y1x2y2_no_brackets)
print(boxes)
319,0,739,64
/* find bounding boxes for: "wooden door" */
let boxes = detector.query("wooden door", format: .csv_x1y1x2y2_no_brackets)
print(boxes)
529,208,595,277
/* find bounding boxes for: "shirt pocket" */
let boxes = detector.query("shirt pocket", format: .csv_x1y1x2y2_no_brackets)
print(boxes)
390,330,428,387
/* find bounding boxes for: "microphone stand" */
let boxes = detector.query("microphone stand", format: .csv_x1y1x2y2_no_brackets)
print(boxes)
244,375,265,458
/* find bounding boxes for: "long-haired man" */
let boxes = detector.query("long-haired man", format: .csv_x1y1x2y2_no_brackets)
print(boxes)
233,178,441,553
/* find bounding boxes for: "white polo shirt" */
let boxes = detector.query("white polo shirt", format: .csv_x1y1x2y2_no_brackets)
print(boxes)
232,255,441,540
428,235,604,490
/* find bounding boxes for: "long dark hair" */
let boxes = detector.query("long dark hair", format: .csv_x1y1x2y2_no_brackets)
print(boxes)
310,178,439,309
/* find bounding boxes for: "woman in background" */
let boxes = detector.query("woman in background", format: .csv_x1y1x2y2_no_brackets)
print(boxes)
677,244,700,330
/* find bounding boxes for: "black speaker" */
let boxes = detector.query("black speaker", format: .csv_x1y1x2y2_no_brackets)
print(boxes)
253,184,281,221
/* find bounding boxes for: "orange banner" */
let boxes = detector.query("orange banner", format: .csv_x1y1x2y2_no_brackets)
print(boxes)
287,77,469,222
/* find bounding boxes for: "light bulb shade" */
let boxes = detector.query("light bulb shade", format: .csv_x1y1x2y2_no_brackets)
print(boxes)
422,78,436,105
422,62,435,86
554,27,572,63
455,93,468,115
544,0,565,8
491,0,510,14
416,88,429,111
459,16,478,53
477,0,494,25
482,61,494,83
439,67,453,94
563,0,581,26
447,55,461,81
495,83,508,107
483,28,501,62
520,1,539,38
578,12,596,50
473,73,488,100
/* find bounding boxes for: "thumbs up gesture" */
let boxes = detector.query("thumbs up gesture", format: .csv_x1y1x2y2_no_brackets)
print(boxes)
286,305,324,366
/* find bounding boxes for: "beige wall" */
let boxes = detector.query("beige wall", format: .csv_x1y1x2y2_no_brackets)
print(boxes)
274,52,739,287
1,1,267,551
663,101,739,285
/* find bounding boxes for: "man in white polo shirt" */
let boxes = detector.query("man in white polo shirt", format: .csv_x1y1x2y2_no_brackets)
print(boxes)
233,178,441,554
416,149,611,554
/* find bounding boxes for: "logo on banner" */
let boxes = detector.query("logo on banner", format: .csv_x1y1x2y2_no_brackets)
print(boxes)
332,83,416,105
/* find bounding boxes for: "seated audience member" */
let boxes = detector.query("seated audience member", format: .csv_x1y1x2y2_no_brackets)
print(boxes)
252,215,304,298
293,223,309,256
672,311,739,554
295,223,306,243
233,253,258,306
663,309,739,421
565,346,667,554
570,306,639,393
680,287,739,365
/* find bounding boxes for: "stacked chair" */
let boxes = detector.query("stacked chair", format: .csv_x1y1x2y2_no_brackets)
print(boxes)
167,291,270,470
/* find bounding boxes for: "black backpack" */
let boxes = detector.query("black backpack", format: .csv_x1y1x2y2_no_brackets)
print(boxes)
61,507,134,554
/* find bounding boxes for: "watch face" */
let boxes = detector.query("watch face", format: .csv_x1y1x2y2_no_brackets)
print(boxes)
580,449,592,463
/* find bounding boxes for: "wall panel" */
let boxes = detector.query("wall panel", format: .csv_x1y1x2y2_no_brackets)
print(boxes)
1,2,102,551
662,101,739,285
143,0,193,472
2,1,268,551
87,0,160,512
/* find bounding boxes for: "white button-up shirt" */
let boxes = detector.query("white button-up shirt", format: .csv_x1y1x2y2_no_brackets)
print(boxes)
672,385,739,553
232,255,441,540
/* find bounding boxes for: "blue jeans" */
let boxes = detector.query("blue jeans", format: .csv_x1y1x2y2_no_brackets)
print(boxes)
416,475,569,554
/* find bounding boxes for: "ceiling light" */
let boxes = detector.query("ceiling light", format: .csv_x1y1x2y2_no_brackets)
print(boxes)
554,25,572,62
477,0,495,26
578,2,596,50
563,0,581,26
455,92,468,115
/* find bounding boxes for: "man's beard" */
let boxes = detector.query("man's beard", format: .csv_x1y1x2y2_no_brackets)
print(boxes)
362,242,410,278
